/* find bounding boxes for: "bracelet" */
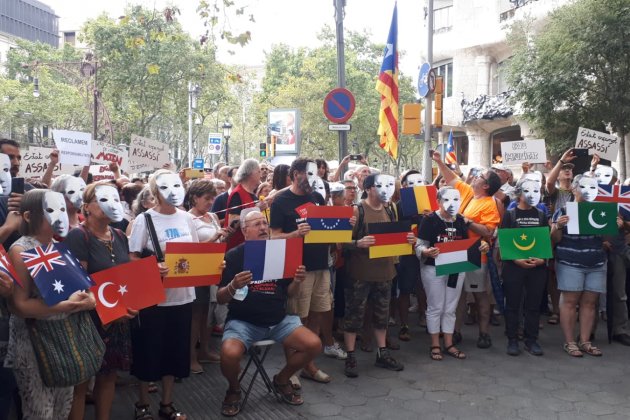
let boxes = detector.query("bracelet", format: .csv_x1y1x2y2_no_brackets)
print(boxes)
227,282,236,297
560,159,566,165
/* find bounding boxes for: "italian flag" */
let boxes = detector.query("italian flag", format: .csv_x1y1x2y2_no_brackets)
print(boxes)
434,238,481,276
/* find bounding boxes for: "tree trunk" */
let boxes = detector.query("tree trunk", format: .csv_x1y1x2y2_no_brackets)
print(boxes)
620,130,627,183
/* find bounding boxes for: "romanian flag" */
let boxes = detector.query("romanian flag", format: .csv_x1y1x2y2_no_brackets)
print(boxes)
497,227,553,260
435,238,481,276
400,185,439,216
244,238,303,281
368,220,412,259
376,3,399,159
305,206,354,244
445,129,457,165
164,242,226,288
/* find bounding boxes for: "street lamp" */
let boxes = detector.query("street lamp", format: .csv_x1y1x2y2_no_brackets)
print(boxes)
222,121,233,163
188,82,202,167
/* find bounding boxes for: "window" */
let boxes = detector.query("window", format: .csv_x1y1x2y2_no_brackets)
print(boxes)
63,31,76,46
433,6,452,33
496,59,511,94
435,61,453,98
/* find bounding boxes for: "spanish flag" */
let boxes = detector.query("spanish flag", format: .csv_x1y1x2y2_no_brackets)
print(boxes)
305,206,354,244
400,185,439,217
163,242,226,288
368,220,412,259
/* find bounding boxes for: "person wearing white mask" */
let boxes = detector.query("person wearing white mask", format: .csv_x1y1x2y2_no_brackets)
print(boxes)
42,191,70,238
0,153,12,196
51,175,87,231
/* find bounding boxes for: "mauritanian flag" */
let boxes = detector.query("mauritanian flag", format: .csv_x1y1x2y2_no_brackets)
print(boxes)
244,238,303,281
400,185,439,216
368,220,412,259
497,227,553,260
434,238,481,276
164,242,226,288
566,202,618,235
305,206,354,244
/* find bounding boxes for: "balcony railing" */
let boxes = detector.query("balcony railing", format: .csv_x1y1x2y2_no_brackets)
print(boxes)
434,5,452,34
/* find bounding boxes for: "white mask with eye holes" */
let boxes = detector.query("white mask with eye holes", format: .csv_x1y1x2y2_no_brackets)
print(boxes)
306,162,319,189
578,176,599,202
43,191,69,238
63,176,86,210
594,165,614,186
374,174,395,203
0,154,11,195
406,173,425,187
520,180,541,207
95,185,124,222
313,178,326,201
522,172,542,187
156,173,185,207
440,188,461,217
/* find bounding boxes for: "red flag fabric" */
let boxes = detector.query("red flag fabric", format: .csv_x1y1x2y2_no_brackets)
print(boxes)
0,244,20,287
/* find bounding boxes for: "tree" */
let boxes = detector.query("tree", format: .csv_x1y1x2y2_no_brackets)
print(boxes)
507,0,630,179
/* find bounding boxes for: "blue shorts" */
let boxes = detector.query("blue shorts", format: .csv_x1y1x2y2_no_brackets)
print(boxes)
222,315,303,350
556,262,606,293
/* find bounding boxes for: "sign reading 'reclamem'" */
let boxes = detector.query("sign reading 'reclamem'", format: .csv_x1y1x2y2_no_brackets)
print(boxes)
501,139,547,165
52,130,92,166
575,127,619,161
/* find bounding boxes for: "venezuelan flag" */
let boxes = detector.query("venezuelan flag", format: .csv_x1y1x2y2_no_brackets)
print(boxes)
368,221,413,259
305,206,354,244
163,242,226,288
400,185,439,217
376,3,399,159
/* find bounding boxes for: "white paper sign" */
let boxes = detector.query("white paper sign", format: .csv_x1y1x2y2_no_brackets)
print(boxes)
501,139,547,165
52,130,92,166
575,127,619,161
89,165,115,181
91,141,128,173
128,135,169,172
20,146,76,179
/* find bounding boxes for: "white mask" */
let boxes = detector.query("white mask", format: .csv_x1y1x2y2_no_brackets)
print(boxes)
0,154,11,195
63,176,86,210
520,180,541,207
95,185,124,222
156,173,185,206
594,165,614,185
43,191,69,237
578,177,599,202
522,172,542,186
406,174,425,187
440,188,461,217
374,174,395,203
313,178,326,200
306,162,319,189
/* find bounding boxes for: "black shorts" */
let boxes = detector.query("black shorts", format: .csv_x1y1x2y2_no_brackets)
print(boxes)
130,303,193,382
396,255,420,294
193,286,211,307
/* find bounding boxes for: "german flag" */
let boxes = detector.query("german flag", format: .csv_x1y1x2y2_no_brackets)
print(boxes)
400,185,439,216
305,206,354,244
368,221,413,259
163,242,226,288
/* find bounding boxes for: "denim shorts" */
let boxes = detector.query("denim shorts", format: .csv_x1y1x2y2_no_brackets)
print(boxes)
222,315,302,350
556,262,606,293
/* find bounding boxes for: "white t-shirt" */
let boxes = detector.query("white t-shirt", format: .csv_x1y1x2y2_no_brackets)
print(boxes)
129,208,199,306
191,212,221,243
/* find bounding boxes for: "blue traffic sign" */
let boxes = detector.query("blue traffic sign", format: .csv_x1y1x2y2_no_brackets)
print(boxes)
323,88,356,124
418,62,432,97
193,158,204,169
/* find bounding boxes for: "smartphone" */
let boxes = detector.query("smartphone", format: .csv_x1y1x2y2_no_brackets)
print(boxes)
573,148,589,157
184,169,204,179
428,149,435,156
349,154,363,161
11,177,24,195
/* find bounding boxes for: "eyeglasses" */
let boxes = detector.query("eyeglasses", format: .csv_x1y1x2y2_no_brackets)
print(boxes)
477,173,487,182
345,187,357,191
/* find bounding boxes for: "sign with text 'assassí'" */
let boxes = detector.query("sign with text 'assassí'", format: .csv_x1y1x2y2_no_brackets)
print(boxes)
128,135,169,173
20,146,76,179
575,127,619,161
91,141,128,173
52,130,92,166
501,139,547,165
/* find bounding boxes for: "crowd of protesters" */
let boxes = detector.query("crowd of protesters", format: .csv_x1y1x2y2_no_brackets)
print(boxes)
1,136,630,420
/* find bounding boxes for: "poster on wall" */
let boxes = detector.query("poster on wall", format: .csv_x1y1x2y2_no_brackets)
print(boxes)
268,109,300,155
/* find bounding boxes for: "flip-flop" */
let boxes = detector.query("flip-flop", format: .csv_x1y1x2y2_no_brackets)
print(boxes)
300,369,331,384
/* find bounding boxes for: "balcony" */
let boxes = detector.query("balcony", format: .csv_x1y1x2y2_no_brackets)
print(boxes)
461,91,515,124
500,0,540,23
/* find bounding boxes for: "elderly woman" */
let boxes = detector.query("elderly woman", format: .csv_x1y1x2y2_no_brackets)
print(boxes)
416,186,488,361
552,174,607,357
50,174,86,230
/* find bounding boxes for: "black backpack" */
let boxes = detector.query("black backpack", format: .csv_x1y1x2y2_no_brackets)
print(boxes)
353,202,396,240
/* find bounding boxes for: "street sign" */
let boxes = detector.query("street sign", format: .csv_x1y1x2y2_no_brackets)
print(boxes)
323,88,356,123
207,133,222,155
328,124,352,131
418,62,435,98
192,158,204,169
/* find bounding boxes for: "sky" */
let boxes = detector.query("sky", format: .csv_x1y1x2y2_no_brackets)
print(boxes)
44,0,427,79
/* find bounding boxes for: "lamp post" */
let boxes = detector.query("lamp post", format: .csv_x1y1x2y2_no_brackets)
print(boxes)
188,82,202,167
222,121,233,164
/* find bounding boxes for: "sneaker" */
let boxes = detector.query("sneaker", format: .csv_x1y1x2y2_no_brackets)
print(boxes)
524,340,544,356
324,342,348,360
344,356,358,378
477,333,492,349
506,338,520,356
398,325,411,342
408,304,419,313
375,349,404,371
388,317,397,326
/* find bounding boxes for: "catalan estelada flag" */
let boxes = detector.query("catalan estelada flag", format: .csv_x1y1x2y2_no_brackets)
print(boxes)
376,3,399,159
164,242,226,288
434,238,481,276
244,238,303,281
400,185,439,216
305,206,354,244
368,220,412,259
445,129,457,165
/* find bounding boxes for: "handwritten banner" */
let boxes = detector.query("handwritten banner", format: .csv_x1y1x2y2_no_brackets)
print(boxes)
51,130,92,166
20,147,75,179
89,165,115,181
91,141,128,173
575,127,619,161
501,139,547,165
128,135,169,173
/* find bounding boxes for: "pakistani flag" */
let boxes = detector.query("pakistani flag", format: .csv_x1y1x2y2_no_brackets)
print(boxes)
566,202,618,235
497,227,553,260
434,238,481,276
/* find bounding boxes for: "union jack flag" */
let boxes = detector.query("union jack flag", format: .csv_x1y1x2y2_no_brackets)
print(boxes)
20,243,65,278
595,184,630,218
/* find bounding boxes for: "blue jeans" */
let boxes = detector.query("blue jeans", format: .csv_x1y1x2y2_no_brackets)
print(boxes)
222,315,302,350
556,262,606,293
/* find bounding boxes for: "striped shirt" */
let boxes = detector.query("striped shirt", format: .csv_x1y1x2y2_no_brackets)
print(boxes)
553,207,605,268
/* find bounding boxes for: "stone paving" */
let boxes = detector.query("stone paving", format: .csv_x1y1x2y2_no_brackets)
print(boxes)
96,317,630,420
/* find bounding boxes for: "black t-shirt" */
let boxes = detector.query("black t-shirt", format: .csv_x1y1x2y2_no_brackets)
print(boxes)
396,201,422,267
64,226,130,274
270,189,328,271
500,206,547,229
228,189,257,215
211,191,229,221
220,244,290,327
418,212,468,266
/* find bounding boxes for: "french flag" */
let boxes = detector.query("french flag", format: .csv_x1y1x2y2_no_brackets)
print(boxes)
244,238,303,281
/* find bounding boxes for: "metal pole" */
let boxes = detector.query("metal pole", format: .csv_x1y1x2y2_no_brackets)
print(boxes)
335,0,348,163
225,135,230,164
422,0,434,184
93,62,98,142
187,81,193,168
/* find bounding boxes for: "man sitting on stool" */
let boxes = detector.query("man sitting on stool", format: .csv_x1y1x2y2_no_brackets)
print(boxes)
217,208,321,417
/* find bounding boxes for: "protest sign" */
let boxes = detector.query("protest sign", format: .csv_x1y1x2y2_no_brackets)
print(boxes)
91,141,128,173
20,147,75,179
89,165,115,181
575,127,619,161
500,139,547,165
51,130,92,166
128,135,169,172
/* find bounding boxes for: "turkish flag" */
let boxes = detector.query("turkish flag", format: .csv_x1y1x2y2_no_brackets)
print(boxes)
0,244,21,287
90,256,166,324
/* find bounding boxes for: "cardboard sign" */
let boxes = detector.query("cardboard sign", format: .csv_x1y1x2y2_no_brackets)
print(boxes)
91,141,128,173
501,139,547,165
20,147,75,179
128,135,169,172
575,127,619,161
184,169,204,179
89,165,115,181
52,130,92,166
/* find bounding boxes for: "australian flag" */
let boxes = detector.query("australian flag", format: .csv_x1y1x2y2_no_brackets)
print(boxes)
20,242,94,306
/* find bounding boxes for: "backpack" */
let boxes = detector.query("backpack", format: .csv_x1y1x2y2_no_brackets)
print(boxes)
353,201,396,240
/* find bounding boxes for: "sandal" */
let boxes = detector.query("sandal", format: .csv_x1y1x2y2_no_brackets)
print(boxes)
429,346,443,361
445,344,466,359
563,342,583,358
158,402,186,420
135,403,153,420
273,375,304,405
148,382,158,393
220,389,241,417
548,314,559,325
578,341,602,357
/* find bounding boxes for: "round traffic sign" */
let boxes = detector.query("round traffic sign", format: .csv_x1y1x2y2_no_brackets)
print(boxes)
418,62,431,97
323,88,356,124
